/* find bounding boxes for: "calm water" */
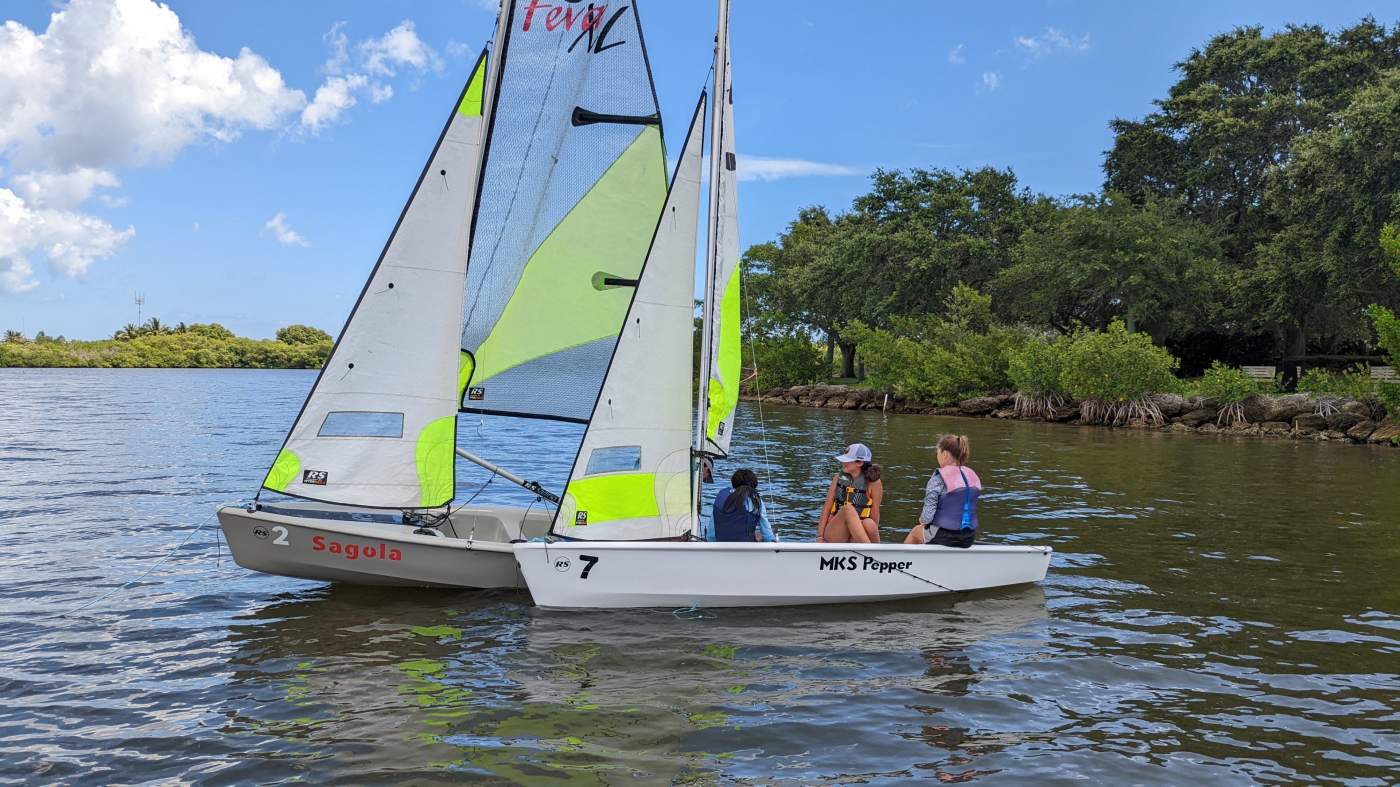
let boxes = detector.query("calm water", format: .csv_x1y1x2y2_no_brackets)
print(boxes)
1,369,1397,785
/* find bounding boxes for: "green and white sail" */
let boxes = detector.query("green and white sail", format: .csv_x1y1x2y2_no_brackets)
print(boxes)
698,2,741,458
553,93,707,541
262,47,500,509
459,1,668,424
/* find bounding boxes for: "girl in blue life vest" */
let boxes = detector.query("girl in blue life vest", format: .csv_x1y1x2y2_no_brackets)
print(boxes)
707,468,777,542
817,443,884,543
905,434,981,548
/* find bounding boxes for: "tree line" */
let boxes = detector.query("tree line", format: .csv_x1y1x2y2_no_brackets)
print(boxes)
0,320,332,369
744,19,1400,383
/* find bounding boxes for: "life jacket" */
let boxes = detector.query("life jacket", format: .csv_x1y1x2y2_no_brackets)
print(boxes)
712,486,761,542
932,465,981,531
828,472,873,519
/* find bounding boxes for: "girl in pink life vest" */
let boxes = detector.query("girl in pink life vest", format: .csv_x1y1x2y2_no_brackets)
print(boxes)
904,434,981,548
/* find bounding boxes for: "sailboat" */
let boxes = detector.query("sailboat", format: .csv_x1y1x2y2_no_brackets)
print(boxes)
513,0,1054,608
217,0,676,588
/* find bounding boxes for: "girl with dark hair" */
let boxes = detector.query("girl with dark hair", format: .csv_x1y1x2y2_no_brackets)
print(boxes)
817,443,883,543
707,468,777,542
905,434,981,548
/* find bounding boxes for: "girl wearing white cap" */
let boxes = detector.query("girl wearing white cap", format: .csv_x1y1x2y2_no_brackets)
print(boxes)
817,443,883,543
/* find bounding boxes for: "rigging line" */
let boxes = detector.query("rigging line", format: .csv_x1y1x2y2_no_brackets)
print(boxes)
849,549,960,594
59,513,217,618
738,258,773,487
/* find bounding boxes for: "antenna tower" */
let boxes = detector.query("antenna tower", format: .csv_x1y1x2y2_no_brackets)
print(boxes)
135,292,145,325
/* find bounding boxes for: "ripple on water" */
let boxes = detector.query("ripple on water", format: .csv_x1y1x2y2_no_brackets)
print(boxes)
1,370,1398,783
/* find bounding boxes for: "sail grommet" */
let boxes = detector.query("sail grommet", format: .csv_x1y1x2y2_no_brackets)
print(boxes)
387,283,394,289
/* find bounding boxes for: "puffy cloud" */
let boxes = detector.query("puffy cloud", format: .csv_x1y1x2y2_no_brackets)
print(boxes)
360,21,441,76
0,0,300,292
982,71,1002,91
300,20,440,132
0,257,38,295
0,0,306,173
264,212,310,247
301,74,370,132
1015,27,1090,58
0,187,135,288
736,156,861,183
948,44,965,65
10,168,121,210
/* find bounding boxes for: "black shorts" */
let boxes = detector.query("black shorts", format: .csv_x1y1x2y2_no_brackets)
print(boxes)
929,527,976,548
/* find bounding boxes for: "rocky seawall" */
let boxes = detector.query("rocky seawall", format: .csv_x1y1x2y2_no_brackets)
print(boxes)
747,385,1400,447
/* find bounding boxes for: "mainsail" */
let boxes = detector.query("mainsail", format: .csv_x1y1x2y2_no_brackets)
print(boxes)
697,1,741,458
459,1,669,424
553,92,707,541
261,47,500,509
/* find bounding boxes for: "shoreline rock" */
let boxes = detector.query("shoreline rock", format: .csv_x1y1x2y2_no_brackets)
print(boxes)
746,386,1398,448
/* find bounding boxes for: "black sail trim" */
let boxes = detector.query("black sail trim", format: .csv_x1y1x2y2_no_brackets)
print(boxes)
458,408,591,426
571,106,662,127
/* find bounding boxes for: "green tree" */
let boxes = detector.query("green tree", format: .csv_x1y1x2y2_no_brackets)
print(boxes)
3,330,27,344
995,194,1225,342
186,323,235,340
1254,71,1400,355
1104,19,1400,355
276,324,332,345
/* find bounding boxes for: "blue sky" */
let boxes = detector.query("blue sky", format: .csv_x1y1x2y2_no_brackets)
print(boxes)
1,0,1391,339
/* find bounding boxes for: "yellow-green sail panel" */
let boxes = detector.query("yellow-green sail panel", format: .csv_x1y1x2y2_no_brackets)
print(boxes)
706,264,742,443
470,127,666,386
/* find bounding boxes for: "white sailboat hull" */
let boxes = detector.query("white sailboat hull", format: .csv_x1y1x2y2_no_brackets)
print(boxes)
218,503,550,589
513,541,1053,609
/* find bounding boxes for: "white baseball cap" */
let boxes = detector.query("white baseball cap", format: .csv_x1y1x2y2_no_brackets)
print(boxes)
834,443,872,463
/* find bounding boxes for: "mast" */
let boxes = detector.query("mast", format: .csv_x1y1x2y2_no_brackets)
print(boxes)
694,0,731,505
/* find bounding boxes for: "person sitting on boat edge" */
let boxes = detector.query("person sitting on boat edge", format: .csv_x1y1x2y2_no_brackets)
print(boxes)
817,443,883,543
905,434,981,548
704,468,777,542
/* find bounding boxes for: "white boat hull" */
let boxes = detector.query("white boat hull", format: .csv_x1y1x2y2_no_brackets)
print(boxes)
218,503,550,589
513,541,1052,608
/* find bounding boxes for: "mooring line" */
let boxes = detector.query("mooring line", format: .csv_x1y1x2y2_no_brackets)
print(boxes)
59,513,219,618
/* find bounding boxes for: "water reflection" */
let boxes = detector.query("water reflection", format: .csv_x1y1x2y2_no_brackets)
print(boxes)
220,586,1048,782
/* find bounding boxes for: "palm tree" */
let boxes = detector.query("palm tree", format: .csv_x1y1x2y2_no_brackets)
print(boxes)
114,323,141,341
2,330,26,344
142,317,170,335
174,322,189,333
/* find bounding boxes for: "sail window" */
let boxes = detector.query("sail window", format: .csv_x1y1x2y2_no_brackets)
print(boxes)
584,446,642,475
317,411,405,439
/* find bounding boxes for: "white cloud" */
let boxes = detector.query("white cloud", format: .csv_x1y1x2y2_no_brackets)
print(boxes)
982,71,1002,91
1015,27,1090,58
192,222,200,233
736,156,861,182
0,257,39,294
948,44,965,65
264,212,310,247
300,20,441,133
0,187,135,286
0,0,306,173
11,168,121,210
0,0,301,292
301,74,369,131
361,21,441,76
